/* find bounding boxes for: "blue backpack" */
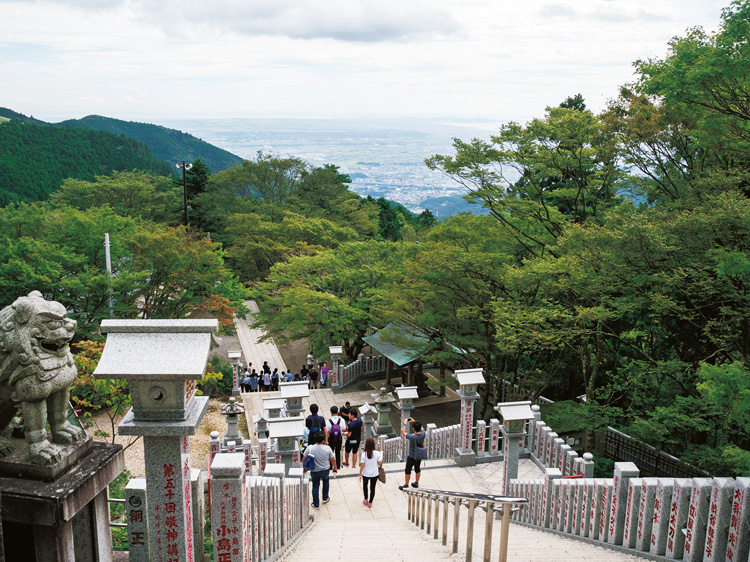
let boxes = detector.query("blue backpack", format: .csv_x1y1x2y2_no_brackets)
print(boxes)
304,451,316,470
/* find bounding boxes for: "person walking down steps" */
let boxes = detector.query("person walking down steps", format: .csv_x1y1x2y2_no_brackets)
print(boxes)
303,431,337,509
359,437,382,508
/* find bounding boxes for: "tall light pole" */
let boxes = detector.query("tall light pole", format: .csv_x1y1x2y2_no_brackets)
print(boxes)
176,160,193,226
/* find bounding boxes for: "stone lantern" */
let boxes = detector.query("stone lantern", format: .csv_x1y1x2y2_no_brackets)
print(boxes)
371,387,397,437
263,397,287,419
279,381,310,417
253,412,269,440
221,397,244,449
329,345,343,391
94,319,220,562
228,350,242,397
496,400,534,493
454,368,485,466
359,401,377,439
267,417,305,471
395,385,418,428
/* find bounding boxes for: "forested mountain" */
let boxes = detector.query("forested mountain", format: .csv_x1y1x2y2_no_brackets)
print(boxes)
0,119,172,203
55,114,242,174
0,107,48,125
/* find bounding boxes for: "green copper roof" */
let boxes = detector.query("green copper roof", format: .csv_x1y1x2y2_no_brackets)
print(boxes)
363,322,438,366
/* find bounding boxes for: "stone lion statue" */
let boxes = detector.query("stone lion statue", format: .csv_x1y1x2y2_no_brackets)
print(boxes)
0,291,85,464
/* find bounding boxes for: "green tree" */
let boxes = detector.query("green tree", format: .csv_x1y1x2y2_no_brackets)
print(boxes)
125,225,248,320
427,104,625,258
185,157,211,201
51,171,181,222
253,240,408,361
224,211,358,281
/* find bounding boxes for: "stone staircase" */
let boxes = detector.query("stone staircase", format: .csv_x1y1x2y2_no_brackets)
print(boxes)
277,462,645,562
282,518,457,561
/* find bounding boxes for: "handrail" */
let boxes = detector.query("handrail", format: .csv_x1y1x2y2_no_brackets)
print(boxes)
403,488,527,562
108,497,127,529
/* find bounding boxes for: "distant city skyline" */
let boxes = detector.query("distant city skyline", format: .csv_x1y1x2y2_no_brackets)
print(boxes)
1,0,729,124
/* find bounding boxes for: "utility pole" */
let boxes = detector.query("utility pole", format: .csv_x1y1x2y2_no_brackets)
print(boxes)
104,233,114,317
176,160,193,226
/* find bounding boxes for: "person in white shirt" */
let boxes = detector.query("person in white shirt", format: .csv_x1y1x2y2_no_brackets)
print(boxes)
358,437,383,508
326,406,346,470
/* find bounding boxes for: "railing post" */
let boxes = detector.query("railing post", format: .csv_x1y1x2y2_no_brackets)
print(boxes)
483,501,494,562
466,499,476,562
421,493,427,530
408,491,412,521
453,497,461,554
427,493,432,534
442,497,449,546
499,501,511,562
434,495,440,540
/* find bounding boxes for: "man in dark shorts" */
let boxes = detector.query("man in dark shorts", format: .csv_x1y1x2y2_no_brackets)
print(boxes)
343,409,363,468
399,418,426,490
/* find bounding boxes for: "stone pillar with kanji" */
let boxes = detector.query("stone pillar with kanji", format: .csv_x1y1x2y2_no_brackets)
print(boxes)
210,453,247,562
228,350,242,397
496,401,534,493
329,346,343,392
454,369,485,467
395,386,418,461
94,319,219,562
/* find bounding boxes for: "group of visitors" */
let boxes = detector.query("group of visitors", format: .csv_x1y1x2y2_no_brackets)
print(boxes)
240,360,333,392
300,361,330,389
302,400,365,508
241,361,294,393
302,403,426,510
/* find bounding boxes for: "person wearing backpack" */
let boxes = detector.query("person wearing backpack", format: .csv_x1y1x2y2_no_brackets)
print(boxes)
326,406,346,470
302,431,337,509
399,418,426,491
305,403,328,445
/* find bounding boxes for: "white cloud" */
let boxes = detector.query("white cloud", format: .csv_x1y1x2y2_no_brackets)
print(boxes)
0,0,731,121
12,0,463,42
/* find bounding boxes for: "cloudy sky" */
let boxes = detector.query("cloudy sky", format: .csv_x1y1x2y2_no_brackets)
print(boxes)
0,0,729,123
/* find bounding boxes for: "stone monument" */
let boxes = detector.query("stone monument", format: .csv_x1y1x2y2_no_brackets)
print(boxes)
94,318,219,562
329,345,343,392
454,368,485,467
0,291,124,561
496,401,534,493
228,350,243,397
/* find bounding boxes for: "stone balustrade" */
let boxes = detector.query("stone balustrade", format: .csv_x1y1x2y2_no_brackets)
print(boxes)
337,353,388,390
209,454,311,562
508,464,750,562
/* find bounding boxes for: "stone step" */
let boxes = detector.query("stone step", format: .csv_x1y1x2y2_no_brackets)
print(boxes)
274,462,646,562
280,518,457,561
